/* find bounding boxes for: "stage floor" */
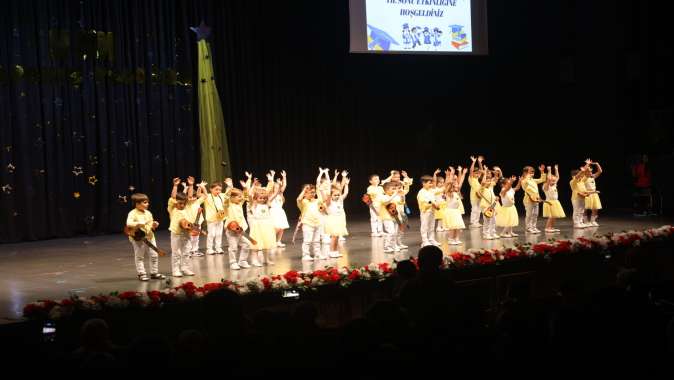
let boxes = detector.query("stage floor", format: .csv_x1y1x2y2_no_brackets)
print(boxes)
0,215,670,323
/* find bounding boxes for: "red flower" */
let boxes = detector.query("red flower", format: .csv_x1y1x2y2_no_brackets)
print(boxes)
203,282,224,292
260,277,272,289
552,240,572,254
378,263,392,273
60,299,75,307
348,270,360,281
503,248,522,260
475,253,495,265
148,290,161,303
284,270,300,284
532,243,551,255
118,291,138,300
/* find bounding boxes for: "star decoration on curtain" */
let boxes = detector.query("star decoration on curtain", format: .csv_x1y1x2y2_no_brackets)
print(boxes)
73,192,81,199
2,184,12,194
88,176,98,186
128,185,136,192
190,21,211,41
7,163,15,173
72,166,84,176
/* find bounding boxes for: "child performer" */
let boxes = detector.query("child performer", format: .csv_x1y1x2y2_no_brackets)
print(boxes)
543,165,566,233
204,181,227,255
167,184,195,277
570,162,591,228
297,180,324,261
496,176,522,238
432,170,447,234
126,193,164,281
366,174,384,237
269,170,290,247
184,177,207,257
223,187,252,269
318,167,333,245
379,181,403,253
249,187,279,266
443,167,467,245
521,164,547,234
478,168,500,240
468,156,484,228
584,159,603,227
417,173,439,247
383,170,413,249
324,177,350,258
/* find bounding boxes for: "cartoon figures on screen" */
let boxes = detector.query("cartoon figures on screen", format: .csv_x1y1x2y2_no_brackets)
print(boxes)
402,23,412,50
432,27,443,50
449,24,469,50
423,27,432,50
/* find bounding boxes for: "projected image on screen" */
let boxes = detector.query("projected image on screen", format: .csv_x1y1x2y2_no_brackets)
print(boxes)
365,0,472,52
349,0,488,55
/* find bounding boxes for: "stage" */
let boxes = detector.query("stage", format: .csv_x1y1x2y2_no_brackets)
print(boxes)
0,215,670,323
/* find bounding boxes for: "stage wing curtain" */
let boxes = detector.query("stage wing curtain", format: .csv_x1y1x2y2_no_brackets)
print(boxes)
0,0,202,242
196,39,231,182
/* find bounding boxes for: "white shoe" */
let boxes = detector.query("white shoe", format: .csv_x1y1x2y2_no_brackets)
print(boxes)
384,247,395,253
492,234,501,239
238,261,251,268
138,273,149,281
501,233,512,238
192,251,204,257
429,240,441,246
276,241,286,248
172,271,183,277
591,221,599,227
329,251,342,258
470,223,482,228
454,240,463,245
318,254,328,260
510,232,519,237
251,259,263,267
338,236,346,242
397,243,408,249
573,224,585,229
545,229,556,233
181,269,195,276
230,262,241,270
371,233,382,237
552,228,561,232
483,235,494,240
301,255,314,261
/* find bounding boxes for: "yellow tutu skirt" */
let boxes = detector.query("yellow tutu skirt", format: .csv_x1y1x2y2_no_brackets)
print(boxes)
458,199,465,215
496,205,519,227
442,208,465,230
249,218,277,250
324,214,349,236
585,193,602,210
543,200,566,218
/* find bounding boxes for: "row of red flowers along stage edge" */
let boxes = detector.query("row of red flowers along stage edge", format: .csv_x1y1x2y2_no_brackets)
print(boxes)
23,225,674,320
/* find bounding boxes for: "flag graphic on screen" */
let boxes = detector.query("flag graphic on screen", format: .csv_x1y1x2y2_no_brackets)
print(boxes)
366,24,399,51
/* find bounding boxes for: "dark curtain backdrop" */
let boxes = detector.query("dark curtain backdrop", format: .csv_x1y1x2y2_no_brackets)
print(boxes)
1,0,672,242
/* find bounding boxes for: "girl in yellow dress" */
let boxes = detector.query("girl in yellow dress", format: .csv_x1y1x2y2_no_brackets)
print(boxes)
496,175,521,238
543,165,566,233
584,159,603,226
323,177,350,258
248,188,279,266
443,177,466,245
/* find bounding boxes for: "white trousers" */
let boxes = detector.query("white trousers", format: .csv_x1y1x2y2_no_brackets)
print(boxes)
482,215,496,236
190,234,200,252
419,210,435,245
302,224,321,257
171,233,192,273
226,229,250,264
524,202,540,230
206,221,224,253
572,198,586,225
470,199,482,225
383,220,399,249
131,239,159,275
369,208,382,234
